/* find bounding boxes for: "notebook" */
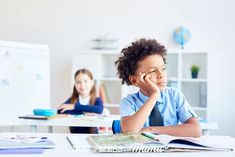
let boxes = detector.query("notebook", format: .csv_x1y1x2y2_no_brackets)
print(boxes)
0,148,44,154
18,114,67,120
87,133,233,153
0,134,55,150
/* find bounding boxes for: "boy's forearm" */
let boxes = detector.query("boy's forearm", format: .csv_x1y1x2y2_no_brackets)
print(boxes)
144,119,202,137
122,94,159,133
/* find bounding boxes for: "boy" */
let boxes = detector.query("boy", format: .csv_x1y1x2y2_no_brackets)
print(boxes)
115,38,201,137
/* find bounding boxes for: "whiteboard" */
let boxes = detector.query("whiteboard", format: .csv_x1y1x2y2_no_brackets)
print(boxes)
0,41,50,123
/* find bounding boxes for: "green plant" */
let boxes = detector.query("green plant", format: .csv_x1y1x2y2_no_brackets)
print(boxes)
190,65,200,73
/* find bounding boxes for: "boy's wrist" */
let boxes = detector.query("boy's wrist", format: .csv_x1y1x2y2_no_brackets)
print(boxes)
150,93,160,100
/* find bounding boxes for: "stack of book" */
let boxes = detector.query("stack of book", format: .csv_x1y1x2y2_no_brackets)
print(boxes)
99,83,110,104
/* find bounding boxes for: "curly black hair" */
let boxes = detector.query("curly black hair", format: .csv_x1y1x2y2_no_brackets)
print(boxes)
115,38,167,85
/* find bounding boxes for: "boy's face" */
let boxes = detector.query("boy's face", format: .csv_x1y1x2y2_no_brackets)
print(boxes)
133,54,167,91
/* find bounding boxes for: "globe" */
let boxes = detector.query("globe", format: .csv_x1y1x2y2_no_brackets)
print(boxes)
173,26,191,49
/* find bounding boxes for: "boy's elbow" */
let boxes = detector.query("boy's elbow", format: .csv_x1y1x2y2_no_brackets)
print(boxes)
121,121,140,133
194,125,202,138
121,127,139,134
191,121,202,138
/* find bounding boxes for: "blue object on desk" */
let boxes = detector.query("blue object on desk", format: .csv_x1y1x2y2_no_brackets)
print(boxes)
0,148,44,154
33,109,56,117
112,120,122,134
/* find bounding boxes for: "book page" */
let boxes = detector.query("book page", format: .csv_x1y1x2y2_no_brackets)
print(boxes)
154,134,232,151
88,134,160,147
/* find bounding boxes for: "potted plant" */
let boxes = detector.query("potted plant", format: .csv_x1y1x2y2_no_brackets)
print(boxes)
191,65,200,78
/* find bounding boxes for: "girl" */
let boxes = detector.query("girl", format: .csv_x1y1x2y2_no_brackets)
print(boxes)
57,69,103,134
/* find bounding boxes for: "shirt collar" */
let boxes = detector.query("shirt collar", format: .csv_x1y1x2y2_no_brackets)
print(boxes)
138,90,164,104
78,95,90,105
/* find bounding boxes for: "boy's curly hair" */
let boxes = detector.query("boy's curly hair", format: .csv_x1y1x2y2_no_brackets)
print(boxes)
115,38,167,85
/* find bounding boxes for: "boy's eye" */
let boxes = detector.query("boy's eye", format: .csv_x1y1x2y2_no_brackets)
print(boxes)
149,70,157,74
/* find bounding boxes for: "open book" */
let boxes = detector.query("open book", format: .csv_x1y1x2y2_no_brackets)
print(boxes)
87,133,233,153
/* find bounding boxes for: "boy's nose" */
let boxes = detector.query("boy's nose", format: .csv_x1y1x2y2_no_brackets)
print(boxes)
156,70,164,79
157,74,163,79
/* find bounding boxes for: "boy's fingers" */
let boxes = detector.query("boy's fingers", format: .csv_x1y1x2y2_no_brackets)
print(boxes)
138,73,146,84
145,74,154,85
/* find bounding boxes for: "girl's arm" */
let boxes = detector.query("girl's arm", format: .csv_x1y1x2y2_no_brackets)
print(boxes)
57,98,80,114
74,98,103,114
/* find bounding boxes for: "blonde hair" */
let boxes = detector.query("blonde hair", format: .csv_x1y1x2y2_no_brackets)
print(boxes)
70,69,96,105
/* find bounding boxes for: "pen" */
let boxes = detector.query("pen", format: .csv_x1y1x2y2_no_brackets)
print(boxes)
66,136,76,150
141,132,159,141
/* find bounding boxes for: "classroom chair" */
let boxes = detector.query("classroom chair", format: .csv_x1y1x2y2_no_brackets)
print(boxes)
112,120,122,134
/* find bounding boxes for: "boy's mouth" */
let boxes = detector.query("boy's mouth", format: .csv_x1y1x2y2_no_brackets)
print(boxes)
157,82,166,85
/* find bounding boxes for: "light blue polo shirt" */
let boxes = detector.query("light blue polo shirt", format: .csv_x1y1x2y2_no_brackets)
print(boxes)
120,87,197,128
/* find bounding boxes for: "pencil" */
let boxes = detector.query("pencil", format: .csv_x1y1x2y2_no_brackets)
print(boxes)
141,132,159,141
66,136,76,150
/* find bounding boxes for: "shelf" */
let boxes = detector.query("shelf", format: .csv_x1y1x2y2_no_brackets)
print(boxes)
168,77,179,81
168,49,207,54
192,107,207,111
100,77,121,81
181,78,207,82
103,103,120,108
72,50,208,118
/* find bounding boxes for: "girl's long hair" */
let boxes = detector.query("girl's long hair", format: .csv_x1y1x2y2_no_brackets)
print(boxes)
70,69,96,105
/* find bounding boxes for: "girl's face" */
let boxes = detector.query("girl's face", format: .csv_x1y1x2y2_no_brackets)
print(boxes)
135,54,168,91
74,73,94,97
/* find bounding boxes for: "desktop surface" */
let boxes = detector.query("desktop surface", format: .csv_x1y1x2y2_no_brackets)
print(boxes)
1,132,235,157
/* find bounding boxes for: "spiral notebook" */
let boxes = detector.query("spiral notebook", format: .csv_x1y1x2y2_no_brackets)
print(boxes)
0,134,55,154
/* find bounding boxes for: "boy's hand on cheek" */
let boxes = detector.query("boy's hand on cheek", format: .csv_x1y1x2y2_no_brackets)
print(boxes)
135,73,160,98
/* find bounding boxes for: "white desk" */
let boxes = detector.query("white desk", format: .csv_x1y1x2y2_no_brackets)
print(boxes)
200,121,218,135
1,132,235,157
1,115,217,134
20,115,120,133
1,115,120,133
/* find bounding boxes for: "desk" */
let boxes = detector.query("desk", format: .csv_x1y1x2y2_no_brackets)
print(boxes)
2,115,120,133
1,132,235,157
200,121,218,135
1,115,217,134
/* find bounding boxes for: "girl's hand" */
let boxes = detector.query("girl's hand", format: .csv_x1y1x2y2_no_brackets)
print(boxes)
134,73,160,98
84,112,99,116
58,104,75,113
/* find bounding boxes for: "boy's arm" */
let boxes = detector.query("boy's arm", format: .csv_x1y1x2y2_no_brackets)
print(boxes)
122,73,160,133
121,93,159,133
140,117,202,138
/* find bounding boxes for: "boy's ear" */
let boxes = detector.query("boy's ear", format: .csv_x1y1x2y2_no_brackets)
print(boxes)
129,75,137,85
